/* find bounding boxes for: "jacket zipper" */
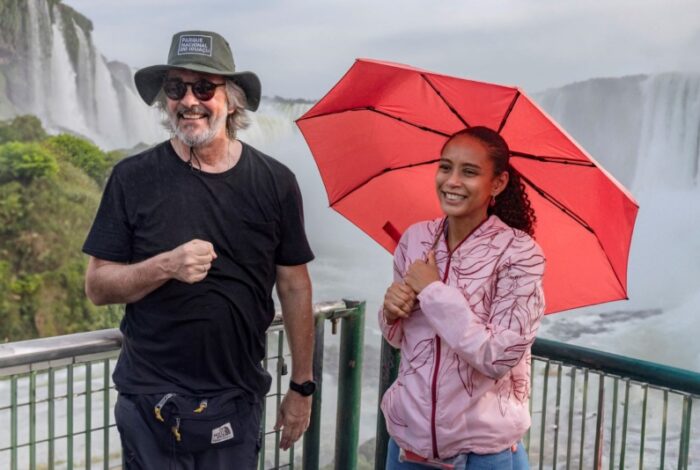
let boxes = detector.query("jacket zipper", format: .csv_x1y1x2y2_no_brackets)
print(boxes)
429,216,489,460
431,255,452,459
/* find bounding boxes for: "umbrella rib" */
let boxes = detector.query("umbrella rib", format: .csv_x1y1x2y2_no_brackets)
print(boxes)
522,173,629,299
420,73,470,128
510,151,596,167
298,106,450,137
497,91,521,133
517,172,594,234
330,158,441,206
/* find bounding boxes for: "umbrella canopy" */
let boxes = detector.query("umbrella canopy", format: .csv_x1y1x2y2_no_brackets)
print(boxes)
297,59,638,314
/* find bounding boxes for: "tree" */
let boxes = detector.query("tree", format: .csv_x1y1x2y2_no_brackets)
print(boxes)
43,134,110,185
0,141,58,184
0,115,48,144
0,133,123,341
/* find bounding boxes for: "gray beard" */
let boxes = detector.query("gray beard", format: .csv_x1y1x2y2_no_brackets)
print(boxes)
168,111,227,147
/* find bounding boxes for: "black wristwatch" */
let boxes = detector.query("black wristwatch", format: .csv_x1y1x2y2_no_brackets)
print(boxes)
289,380,317,396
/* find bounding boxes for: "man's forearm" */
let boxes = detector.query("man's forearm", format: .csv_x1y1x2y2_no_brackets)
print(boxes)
85,253,173,305
276,265,314,382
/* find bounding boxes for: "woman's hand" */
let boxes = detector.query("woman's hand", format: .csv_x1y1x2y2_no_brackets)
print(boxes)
405,251,440,294
383,282,416,324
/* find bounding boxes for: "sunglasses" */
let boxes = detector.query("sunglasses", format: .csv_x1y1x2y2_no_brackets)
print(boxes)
162,78,226,101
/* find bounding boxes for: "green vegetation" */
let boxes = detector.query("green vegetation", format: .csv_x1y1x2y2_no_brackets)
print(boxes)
0,114,125,341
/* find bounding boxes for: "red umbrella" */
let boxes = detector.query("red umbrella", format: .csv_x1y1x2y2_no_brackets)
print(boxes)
297,59,638,314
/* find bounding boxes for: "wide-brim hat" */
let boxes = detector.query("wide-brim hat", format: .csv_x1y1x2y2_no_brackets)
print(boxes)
134,30,261,111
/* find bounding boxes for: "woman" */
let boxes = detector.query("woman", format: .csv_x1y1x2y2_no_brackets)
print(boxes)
380,126,545,469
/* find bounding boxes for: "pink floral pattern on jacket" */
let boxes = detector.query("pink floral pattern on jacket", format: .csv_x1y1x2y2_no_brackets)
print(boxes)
379,215,545,458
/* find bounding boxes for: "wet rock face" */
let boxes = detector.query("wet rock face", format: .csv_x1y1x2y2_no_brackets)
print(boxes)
0,0,165,149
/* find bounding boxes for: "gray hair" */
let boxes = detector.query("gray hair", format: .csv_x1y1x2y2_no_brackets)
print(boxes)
155,77,251,139
224,80,250,138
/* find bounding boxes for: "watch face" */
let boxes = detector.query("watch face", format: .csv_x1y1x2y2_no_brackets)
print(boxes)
301,381,316,395
292,380,316,396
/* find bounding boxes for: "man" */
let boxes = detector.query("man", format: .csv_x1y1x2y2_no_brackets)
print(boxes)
83,30,315,469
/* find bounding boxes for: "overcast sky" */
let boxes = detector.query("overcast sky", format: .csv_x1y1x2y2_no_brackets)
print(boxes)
64,0,700,100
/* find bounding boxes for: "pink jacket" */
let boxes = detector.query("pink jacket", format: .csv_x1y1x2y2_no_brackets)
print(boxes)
379,215,545,459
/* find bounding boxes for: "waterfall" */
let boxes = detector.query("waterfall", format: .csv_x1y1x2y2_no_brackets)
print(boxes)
5,0,168,149
535,73,700,192
92,53,126,146
48,15,90,135
634,73,700,190
74,24,97,126
25,0,51,116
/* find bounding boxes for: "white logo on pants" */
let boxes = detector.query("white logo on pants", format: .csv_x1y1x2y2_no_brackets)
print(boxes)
211,422,234,444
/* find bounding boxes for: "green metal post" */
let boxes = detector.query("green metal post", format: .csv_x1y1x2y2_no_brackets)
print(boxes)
552,364,562,470
103,360,110,470
30,371,36,470
619,380,629,470
526,357,535,451
11,375,17,470
274,332,284,470
259,336,269,470
539,361,550,470
593,375,604,470
86,363,92,470
638,385,647,470
566,368,576,470
609,377,618,470
302,313,326,470
659,390,668,469
374,338,401,470
579,370,589,470
678,395,692,470
68,364,74,470
49,368,55,470
334,301,365,470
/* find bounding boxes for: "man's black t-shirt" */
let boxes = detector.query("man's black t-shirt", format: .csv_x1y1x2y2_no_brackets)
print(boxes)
83,141,314,397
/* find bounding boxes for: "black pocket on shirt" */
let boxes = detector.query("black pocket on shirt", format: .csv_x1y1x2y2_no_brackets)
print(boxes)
230,219,278,265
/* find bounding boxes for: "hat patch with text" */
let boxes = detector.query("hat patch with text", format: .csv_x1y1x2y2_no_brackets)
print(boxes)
177,35,213,57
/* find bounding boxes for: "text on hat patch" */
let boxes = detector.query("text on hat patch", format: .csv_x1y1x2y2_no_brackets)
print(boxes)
177,35,213,57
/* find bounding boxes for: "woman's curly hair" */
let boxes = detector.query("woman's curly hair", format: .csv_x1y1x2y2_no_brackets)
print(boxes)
446,126,537,236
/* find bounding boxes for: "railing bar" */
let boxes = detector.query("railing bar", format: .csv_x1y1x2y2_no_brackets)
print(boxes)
531,338,700,395
30,371,36,470
525,355,535,451
333,301,365,470
0,384,119,412
566,368,576,470
49,368,55,470
1,425,119,447
552,364,562,470
619,379,630,470
11,375,18,470
0,425,120,452
103,359,110,470
609,377,618,470
86,363,92,470
578,369,589,470
303,313,325,470
289,440,295,470
638,385,648,470
259,335,269,470
274,331,284,470
678,396,692,470
538,360,550,470
593,374,604,470
67,364,74,470
659,389,668,470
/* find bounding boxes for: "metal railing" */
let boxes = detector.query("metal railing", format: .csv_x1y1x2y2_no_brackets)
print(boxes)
0,300,366,470
4,300,699,469
375,337,700,470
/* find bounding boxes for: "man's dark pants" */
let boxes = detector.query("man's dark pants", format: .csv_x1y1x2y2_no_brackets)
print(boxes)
115,393,262,470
